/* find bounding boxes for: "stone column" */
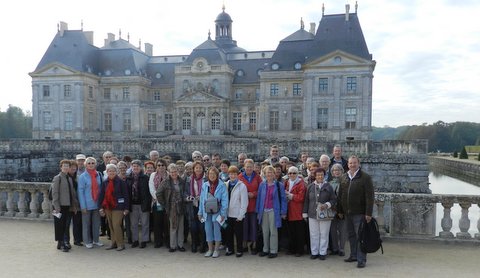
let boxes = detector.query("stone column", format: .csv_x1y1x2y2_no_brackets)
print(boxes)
17,190,27,217
0,190,5,216
475,204,480,240
40,189,52,219
439,201,454,238
456,202,472,239
28,189,39,218
376,200,386,235
4,189,15,217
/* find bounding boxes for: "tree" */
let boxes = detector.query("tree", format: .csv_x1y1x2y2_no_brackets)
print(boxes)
459,147,468,159
0,105,32,138
453,151,458,158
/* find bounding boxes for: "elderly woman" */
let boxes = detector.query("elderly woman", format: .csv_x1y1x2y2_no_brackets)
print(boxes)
255,165,287,259
186,161,207,253
329,163,347,256
303,168,336,260
225,166,248,257
238,158,263,254
78,157,103,249
198,167,228,258
284,166,306,257
149,159,169,248
97,164,130,251
157,164,187,252
144,161,156,176
51,159,78,252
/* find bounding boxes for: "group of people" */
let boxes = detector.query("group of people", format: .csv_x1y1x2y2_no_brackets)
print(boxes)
50,145,374,268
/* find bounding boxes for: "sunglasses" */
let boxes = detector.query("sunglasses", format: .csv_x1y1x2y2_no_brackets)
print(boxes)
157,164,165,167
203,159,210,161
87,162,96,165
288,172,297,175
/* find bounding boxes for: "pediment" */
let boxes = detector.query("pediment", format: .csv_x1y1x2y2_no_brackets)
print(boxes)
175,90,225,103
30,62,78,76
305,50,372,69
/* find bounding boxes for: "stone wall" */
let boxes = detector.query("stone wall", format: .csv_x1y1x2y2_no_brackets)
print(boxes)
429,156,480,184
0,138,429,192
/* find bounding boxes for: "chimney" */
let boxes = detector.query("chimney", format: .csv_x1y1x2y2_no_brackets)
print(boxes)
144,43,153,56
345,4,350,21
104,33,115,46
84,31,94,45
59,21,68,37
309,22,316,35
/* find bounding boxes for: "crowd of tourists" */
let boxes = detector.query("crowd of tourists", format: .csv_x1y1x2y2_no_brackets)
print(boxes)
50,145,374,268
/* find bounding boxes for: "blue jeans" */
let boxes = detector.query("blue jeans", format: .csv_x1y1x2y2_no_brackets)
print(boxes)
346,214,367,264
204,214,221,242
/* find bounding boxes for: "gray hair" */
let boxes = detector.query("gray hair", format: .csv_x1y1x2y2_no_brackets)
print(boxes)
306,157,316,164
167,163,178,172
288,166,299,174
192,151,202,159
279,156,289,162
331,163,344,173
319,154,330,163
106,163,118,172
85,157,97,165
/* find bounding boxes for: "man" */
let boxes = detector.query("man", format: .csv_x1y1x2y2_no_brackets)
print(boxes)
319,154,332,182
96,151,113,174
337,155,374,269
76,154,86,176
266,145,280,165
237,153,247,172
149,150,160,164
191,151,203,162
203,155,212,169
297,152,309,177
211,153,222,169
330,145,349,172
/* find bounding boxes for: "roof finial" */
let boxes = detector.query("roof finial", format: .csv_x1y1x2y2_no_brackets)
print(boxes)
322,3,325,16
119,29,122,39
139,38,141,49
355,1,358,13
300,17,304,30
222,2,225,12
127,32,130,42
208,29,211,39
57,23,60,32
81,19,83,31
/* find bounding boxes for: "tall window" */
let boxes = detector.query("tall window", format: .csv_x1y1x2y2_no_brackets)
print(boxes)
270,83,279,96
148,113,156,132
319,78,328,92
293,83,302,96
64,111,73,131
43,111,52,130
182,112,191,130
123,110,131,131
232,112,242,131
235,89,243,99
269,111,279,131
347,77,357,91
88,86,94,99
88,111,94,130
292,111,302,130
153,91,161,101
164,113,173,131
249,112,256,131
123,87,130,100
104,113,112,131
42,85,50,97
255,88,260,101
103,88,111,100
211,112,220,130
64,85,71,98
317,108,328,129
345,107,357,129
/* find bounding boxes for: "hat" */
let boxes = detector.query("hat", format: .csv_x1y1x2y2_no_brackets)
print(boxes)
76,154,86,160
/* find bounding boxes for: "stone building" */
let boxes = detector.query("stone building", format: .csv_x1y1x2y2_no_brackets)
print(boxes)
30,5,375,141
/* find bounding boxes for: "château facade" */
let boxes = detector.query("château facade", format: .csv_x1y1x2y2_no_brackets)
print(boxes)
30,5,375,141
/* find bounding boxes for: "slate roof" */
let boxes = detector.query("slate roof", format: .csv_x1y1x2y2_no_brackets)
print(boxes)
184,38,228,65
97,48,149,77
146,62,176,87
228,58,270,84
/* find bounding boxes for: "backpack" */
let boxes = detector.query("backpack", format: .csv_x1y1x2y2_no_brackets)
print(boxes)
358,217,384,254
204,187,219,214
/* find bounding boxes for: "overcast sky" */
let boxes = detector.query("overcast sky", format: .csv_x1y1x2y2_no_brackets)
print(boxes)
0,0,478,127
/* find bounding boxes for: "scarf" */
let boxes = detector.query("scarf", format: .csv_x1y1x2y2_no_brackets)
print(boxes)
190,174,203,197
102,178,117,210
153,171,165,190
288,176,300,192
242,171,255,183
209,179,219,195
87,169,99,201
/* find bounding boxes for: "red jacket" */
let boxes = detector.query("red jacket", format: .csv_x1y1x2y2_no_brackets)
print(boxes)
285,178,306,221
238,172,263,213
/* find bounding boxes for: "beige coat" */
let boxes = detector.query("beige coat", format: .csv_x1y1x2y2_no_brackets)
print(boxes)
51,172,79,212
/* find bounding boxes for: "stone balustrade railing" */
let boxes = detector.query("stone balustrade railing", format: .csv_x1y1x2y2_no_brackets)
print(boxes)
2,181,478,240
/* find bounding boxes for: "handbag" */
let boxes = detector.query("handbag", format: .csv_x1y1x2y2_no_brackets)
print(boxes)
204,186,219,214
314,183,336,221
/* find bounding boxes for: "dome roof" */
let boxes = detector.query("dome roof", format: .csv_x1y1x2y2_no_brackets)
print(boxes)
215,11,232,22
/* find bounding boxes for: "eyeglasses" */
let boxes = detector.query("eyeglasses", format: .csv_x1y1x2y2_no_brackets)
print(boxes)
157,164,165,167
203,159,210,162
87,162,95,165
288,172,297,175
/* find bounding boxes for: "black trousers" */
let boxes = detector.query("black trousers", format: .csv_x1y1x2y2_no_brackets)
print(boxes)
64,210,82,243
152,209,167,246
54,206,71,242
226,217,244,253
287,220,305,254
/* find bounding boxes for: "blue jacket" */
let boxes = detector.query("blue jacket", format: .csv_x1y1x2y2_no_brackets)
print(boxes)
78,171,102,210
198,179,228,220
256,180,287,228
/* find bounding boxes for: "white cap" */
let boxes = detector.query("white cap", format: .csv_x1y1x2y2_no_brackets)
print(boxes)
76,154,86,160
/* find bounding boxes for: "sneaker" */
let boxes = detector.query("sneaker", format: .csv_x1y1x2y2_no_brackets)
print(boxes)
212,250,220,258
204,250,213,257
93,242,104,247
85,243,93,249
218,245,225,250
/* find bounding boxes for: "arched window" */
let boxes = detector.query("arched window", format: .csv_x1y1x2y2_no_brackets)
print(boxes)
211,112,220,130
182,112,191,130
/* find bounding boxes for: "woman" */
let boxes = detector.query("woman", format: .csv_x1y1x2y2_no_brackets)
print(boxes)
198,167,228,258
219,159,231,182
78,157,103,249
225,166,248,257
65,160,82,248
144,161,155,176
238,159,262,254
255,166,287,259
303,168,336,260
284,166,306,257
149,159,168,248
98,164,130,251
329,163,347,256
51,159,78,252
117,161,131,244
157,164,186,252
186,161,207,253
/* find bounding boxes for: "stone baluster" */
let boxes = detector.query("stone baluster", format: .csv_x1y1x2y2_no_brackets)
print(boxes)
475,204,480,240
0,189,5,215
4,189,15,217
17,190,27,217
28,189,39,218
439,201,454,238
456,202,472,239
40,189,52,219
376,200,386,235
